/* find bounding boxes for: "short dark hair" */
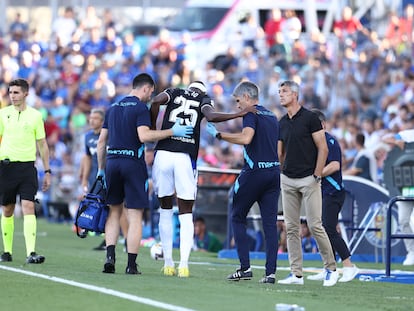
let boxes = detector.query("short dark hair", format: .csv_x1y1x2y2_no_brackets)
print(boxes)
194,216,206,224
356,133,365,146
132,73,155,89
9,78,29,92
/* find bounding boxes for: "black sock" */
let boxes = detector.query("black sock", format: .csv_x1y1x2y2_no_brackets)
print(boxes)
128,253,137,268
106,245,115,259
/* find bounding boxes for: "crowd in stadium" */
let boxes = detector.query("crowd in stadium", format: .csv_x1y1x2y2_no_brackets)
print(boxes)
0,4,413,221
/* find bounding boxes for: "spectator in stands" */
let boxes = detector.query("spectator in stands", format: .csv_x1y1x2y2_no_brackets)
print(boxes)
280,10,302,45
333,6,369,43
9,12,28,44
277,80,338,286
80,5,102,33
149,28,174,67
213,47,239,79
385,11,406,47
269,31,289,61
51,7,77,48
343,132,378,183
193,216,222,253
102,8,116,32
239,12,264,52
361,116,381,150
385,5,414,52
264,9,284,49
81,27,105,57
277,216,287,254
301,220,318,253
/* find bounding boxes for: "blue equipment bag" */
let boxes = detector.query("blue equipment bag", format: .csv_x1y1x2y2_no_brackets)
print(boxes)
74,176,108,238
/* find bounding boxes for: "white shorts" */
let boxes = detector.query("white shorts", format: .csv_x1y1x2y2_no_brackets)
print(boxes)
152,150,198,200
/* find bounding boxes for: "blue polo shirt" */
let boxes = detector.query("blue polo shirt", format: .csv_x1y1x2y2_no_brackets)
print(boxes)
103,96,151,161
242,106,280,171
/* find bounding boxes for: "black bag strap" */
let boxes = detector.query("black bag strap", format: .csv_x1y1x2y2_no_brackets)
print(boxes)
90,175,106,195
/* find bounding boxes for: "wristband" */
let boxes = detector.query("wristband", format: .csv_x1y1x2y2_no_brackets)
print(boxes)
44,169,52,174
216,132,222,140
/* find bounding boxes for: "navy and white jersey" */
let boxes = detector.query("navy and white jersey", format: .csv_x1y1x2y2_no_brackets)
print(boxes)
84,130,99,186
155,88,214,160
323,132,344,195
103,95,151,162
242,106,280,171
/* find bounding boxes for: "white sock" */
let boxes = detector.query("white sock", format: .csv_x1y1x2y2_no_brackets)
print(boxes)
159,209,174,267
178,213,194,269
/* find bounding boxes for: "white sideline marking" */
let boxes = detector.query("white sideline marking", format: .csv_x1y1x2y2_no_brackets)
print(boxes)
0,265,196,311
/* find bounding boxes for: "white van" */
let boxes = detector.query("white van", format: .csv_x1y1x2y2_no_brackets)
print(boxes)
165,0,333,71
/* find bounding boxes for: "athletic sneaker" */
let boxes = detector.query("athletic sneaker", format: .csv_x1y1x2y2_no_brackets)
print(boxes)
26,252,45,264
125,264,142,275
227,268,252,281
177,267,190,278
323,269,339,287
162,266,176,276
93,240,106,251
0,252,12,262
339,265,359,282
103,256,115,273
259,274,275,284
403,252,414,266
277,273,304,285
307,270,326,281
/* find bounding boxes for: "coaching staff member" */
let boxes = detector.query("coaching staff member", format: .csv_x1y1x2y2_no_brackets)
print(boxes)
277,80,338,286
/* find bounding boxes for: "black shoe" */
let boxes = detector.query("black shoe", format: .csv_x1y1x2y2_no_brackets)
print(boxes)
79,229,88,239
26,252,45,264
0,252,12,262
125,264,142,275
227,268,252,281
93,240,106,251
259,274,275,284
103,256,115,273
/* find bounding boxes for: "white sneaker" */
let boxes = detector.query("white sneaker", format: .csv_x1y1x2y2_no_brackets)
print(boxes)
339,265,359,282
277,273,304,285
323,269,339,287
403,252,414,266
307,270,326,281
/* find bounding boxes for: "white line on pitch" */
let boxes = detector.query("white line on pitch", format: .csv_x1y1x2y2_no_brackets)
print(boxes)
0,265,196,311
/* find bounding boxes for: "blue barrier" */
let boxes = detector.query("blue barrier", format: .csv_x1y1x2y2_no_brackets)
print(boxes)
385,196,414,276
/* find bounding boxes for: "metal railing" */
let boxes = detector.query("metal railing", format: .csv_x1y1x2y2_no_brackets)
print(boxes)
385,196,414,276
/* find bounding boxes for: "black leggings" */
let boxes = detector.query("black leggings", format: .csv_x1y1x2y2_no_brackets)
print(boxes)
322,189,351,261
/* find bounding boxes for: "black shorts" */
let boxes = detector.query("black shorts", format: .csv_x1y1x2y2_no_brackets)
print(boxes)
0,161,38,205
